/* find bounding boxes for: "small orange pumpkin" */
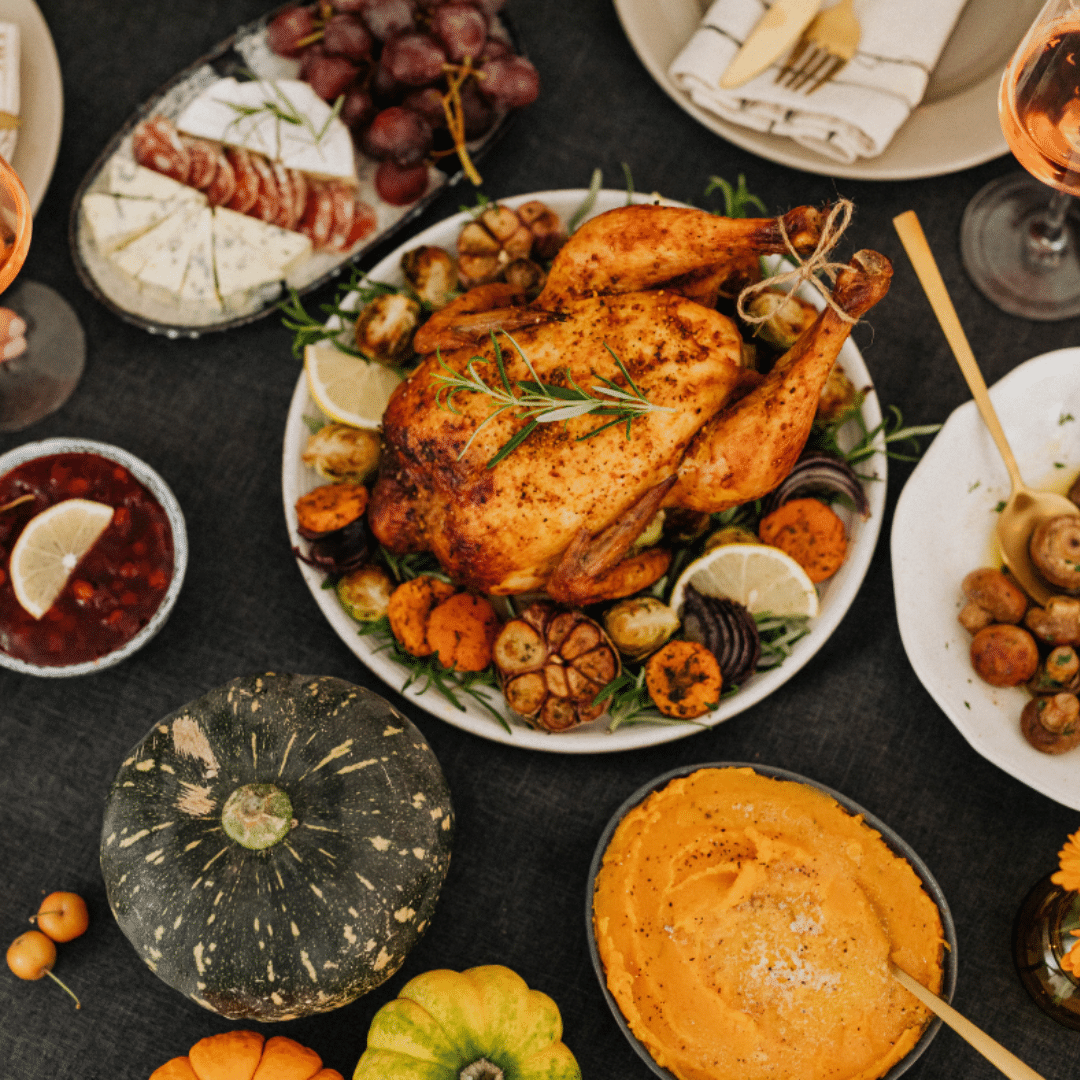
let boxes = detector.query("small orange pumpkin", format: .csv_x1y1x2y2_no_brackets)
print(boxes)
149,1031,344,1080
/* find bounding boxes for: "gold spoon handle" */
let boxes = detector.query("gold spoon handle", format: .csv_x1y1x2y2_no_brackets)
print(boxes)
893,210,1025,494
891,964,1046,1080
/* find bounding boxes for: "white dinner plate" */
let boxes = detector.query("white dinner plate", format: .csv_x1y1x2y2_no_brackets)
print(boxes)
0,0,62,214
893,348,1080,810
282,188,887,752
613,0,1043,181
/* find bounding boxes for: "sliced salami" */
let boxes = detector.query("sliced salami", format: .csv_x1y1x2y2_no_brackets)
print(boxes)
298,181,335,250
249,153,285,224
224,147,260,215
181,136,220,190
203,148,237,206
326,180,357,252
345,199,378,248
132,116,191,185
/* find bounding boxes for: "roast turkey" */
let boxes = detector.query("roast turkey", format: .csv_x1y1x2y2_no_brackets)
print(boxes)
368,203,892,604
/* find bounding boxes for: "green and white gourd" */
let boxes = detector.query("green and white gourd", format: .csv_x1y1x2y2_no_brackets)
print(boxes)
100,673,454,1021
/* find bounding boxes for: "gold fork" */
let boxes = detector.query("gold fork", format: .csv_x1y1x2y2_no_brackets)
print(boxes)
775,0,860,94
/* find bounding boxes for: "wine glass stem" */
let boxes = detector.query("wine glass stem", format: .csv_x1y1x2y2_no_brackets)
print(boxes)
1029,188,1073,260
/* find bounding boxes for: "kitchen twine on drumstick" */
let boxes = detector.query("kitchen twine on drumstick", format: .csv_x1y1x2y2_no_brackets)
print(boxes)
737,199,858,327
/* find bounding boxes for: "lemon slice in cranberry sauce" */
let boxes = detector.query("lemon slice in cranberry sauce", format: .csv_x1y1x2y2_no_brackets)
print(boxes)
9,499,114,619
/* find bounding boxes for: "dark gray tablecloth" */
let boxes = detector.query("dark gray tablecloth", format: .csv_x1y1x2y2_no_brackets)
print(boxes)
3,2,1080,1077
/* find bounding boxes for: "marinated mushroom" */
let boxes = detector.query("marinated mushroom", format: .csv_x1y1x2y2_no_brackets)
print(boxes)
301,422,381,483
969,624,1040,687
336,564,394,623
355,292,422,364
401,245,458,309
1025,596,1080,645
493,601,620,732
1028,645,1080,695
960,567,1028,625
1030,514,1080,592
1020,693,1080,754
603,597,680,661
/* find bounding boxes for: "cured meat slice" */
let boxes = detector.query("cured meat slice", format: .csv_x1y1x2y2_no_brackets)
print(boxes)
203,147,237,206
287,168,309,233
224,147,260,215
298,180,335,250
132,117,191,185
344,199,378,249
249,153,285,224
181,136,220,190
327,180,356,252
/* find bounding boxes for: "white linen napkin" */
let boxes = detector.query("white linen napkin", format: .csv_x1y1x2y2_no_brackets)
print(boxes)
669,0,967,164
0,23,19,164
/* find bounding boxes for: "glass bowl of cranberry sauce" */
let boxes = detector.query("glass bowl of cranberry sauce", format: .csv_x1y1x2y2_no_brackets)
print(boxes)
0,438,188,676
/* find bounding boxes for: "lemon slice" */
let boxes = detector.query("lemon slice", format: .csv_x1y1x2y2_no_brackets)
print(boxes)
9,499,115,619
670,543,819,619
304,341,402,429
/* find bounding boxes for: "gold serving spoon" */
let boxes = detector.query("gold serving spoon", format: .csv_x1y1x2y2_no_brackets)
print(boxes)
894,210,1079,605
891,964,1046,1080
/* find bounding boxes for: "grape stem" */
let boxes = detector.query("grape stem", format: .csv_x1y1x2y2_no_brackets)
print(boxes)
440,60,483,186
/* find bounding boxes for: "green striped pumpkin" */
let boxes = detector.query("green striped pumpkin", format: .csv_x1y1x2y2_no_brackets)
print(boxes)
99,673,454,1021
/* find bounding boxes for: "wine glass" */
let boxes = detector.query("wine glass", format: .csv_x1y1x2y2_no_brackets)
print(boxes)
961,0,1080,320
0,153,86,431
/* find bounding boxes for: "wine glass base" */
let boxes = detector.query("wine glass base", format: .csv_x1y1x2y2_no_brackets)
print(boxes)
961,173,1080,321
0,281,86,432
1013,874,1080,1029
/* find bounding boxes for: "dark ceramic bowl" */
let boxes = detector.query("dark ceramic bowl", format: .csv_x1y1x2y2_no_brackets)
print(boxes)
0,437,188,677
586,762,957,1080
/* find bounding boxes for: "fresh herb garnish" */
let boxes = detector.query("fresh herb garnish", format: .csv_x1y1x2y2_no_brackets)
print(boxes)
811,400,940,466
359,615,509,731
705,173,768,219
432,331,674,469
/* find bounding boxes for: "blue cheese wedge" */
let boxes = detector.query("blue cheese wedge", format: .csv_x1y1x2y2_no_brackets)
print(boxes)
175,78,357,182
81,192,190,254
212,205,312,296
179,207,222,313
106,158,205,204
114,202,206,286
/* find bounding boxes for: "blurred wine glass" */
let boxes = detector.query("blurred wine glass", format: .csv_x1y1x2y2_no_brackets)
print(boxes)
0,152,85,431
962,0,1080,320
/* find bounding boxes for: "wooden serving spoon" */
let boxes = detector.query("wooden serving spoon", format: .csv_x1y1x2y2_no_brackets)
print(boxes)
894,210,1079,605
891,964,1045,1080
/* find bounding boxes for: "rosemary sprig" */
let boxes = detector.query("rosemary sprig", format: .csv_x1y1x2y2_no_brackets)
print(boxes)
359,615,510,731
705,173,768,219
812,401,941,467
224,72,343,154
432,331,674,469
378,546,448,584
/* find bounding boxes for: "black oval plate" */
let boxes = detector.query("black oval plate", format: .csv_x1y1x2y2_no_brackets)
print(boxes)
69,4,517,338
586,762,958,1080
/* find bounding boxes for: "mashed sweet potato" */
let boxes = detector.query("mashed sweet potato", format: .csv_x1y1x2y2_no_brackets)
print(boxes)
592,767,944,1080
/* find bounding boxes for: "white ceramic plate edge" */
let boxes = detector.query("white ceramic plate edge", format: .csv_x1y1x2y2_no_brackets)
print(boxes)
611,0,1032,181
892,347,1080,810
1,0,63,214
282,189,886,752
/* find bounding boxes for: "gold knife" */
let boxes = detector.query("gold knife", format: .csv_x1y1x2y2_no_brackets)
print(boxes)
719,0,822,89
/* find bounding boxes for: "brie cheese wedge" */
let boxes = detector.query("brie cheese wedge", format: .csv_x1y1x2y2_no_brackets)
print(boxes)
212,205,312,296
175,78,357,182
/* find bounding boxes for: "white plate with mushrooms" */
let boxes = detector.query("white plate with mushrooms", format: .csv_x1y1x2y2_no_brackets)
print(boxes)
892,347,1080,810
281,188,888,753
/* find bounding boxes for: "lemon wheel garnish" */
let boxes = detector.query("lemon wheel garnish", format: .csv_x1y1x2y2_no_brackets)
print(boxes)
9,499,115,619
670,542,819,619
304,341,402,429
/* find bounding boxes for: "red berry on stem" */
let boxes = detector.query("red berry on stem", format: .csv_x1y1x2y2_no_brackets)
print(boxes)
431,3,488,62
480,55,540,108
363,105,433,165
375,159,429,205
306,54,360,101
383,31,448,86
267,5,318,57
323,14,375,62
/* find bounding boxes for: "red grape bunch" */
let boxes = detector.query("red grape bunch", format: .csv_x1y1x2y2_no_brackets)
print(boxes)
267,0,540,205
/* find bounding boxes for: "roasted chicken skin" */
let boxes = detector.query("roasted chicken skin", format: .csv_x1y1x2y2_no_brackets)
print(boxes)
368,204,891,603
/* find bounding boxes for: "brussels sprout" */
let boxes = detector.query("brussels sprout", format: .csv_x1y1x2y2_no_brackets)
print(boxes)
401,245,458,309
817,365,860,424
336,564,394,623
603,597,680,661
704,525,759,552
746,290,818,350
302,423,381,483
355,293,422,364
631,510,666,554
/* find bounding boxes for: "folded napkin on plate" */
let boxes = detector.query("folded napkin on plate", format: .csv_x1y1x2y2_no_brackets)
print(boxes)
669,0,967,164
0,23,19,164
